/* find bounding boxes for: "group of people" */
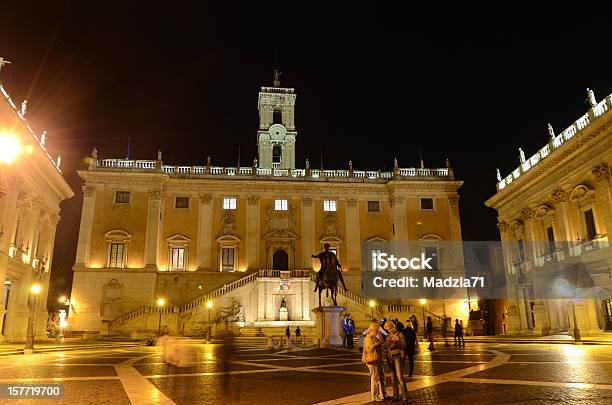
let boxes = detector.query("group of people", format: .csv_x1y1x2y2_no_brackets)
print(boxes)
361,318,417,403
342,314,355,348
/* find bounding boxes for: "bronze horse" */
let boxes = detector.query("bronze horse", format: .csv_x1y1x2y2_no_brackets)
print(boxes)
312,248,347,307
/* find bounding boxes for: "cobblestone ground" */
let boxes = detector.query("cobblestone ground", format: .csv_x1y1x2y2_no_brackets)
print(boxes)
0,341,611,404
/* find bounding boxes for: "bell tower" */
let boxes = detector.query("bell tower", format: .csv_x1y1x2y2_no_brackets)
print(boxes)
257,70,297,169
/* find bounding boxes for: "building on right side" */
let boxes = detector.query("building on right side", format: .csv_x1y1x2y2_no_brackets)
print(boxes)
485,88,612,337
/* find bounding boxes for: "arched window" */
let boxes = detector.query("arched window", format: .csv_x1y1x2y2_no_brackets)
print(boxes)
272,145,282,164
273,109,282,125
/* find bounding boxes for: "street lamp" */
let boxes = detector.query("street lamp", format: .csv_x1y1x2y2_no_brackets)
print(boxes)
368,300,376,320
0,134,23,164
156,298,165,336
24,283,42,354
206,300,213,343
420,298,427,340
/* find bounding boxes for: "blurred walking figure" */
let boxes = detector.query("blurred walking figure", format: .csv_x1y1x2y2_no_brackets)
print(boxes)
157,325,172,363
459,320,466,346
426,316,434,350
403,321,417,379
362,323,386,402
454,319,462,346
382,321,409,403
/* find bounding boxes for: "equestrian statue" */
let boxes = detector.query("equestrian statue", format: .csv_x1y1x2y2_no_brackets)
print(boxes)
312,243,348,307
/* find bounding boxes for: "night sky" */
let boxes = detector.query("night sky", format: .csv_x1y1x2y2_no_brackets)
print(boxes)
1,3,611,300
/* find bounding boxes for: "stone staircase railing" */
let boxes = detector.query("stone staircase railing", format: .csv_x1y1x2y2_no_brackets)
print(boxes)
109,269,316,330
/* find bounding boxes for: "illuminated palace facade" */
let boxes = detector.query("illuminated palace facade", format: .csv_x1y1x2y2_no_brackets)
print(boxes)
0,84,74,342
69,79,466,335
486,89,612,336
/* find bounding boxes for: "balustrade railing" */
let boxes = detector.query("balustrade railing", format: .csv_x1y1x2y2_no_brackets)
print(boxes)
497,93,612,191
92,159,450,181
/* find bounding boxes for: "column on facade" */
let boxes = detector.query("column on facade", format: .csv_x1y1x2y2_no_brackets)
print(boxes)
448,195,464,268
302,278,311,320
246,195,260,270
197,193,213,270
301,196,315,269
520,208,537,264
345,198,361,271
592,163,611,236
389,195,408,260
75,186,96,266
551,189,573,253
36,214,60,336
0,176,19,338
144,189,164,268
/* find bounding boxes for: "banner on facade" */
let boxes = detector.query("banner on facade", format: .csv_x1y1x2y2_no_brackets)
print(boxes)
279,271,291,292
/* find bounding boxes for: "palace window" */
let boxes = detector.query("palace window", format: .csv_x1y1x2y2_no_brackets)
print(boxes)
175,196,189,209
221,248,235,272
223,197,237,210
105,230,131,269
114,191,131,204
273,109,282,125
546,226,555,253
171,248,186,271
323,200,337,212
367,201,380,212
424,246,438,270
275,199,288,211
371,249,382,271
272,145,282,165
584,209,597,240
420,198,434,210
108,243,125,268
167,235,190,271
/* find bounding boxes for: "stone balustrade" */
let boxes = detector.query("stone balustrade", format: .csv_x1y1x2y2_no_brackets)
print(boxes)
93,158,450,181
497,93,612,192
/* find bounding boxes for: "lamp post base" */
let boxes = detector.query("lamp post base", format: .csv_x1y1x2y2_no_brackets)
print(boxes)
573,328,582,344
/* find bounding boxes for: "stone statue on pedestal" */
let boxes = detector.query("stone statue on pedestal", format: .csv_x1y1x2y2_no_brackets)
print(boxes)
587,88,597,107
312,243,347,307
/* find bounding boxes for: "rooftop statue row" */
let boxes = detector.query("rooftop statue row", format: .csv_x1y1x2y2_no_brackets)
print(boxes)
90,149,453,181
496,88,611,192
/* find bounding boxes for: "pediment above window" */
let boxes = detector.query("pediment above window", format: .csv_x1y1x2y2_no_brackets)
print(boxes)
105,230,131,243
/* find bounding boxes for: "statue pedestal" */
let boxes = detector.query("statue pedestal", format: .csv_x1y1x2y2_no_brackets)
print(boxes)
312,306,346,348
279,307,288,321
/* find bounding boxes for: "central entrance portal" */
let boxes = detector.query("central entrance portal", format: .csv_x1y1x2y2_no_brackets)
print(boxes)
272,249,289,270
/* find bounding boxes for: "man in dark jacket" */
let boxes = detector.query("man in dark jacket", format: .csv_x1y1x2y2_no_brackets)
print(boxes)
403,321,417,378
426,317,434,350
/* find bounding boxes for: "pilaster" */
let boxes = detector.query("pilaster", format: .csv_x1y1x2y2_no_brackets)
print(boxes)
345,198,361,271
197,193,213,270
75,186,96,265
301,196,315,269
246,195,260,270
144,189,164,268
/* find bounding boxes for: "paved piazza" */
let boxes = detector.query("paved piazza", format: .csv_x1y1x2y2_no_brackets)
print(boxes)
0,342,611,404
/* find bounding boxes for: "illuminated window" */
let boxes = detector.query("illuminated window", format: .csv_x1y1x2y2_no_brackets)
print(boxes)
115,191,131,204
223,197,237,210
323,200,337,212
367,201,380,212
175,197,189,209
420,198,434,210
275,199,288,211
272,145,282,164
171,248,185,271
108,243,125,268
221,248,235,272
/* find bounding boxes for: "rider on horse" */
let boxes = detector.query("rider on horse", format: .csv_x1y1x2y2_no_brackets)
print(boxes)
312,243,348,292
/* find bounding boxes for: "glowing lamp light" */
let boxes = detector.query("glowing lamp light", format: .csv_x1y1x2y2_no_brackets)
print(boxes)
206,300,213,309
420,298,427,305
157,298,165,307
30,283,42,294
59,296,67,303
0,134,23,164
368,300,376,308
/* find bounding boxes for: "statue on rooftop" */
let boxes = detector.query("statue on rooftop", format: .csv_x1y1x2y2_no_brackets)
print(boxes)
586,88,597,107
40,131,46,148
547,123,555,139
253,157,258,168
305,158,310,170
496,168,502,182
519,148,526,163
393,158,398,169
273,69,281,87
56,155,61,169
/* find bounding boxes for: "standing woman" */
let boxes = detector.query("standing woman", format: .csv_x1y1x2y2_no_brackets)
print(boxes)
382,321,409,403
362,323,386,402
426,316,434,350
